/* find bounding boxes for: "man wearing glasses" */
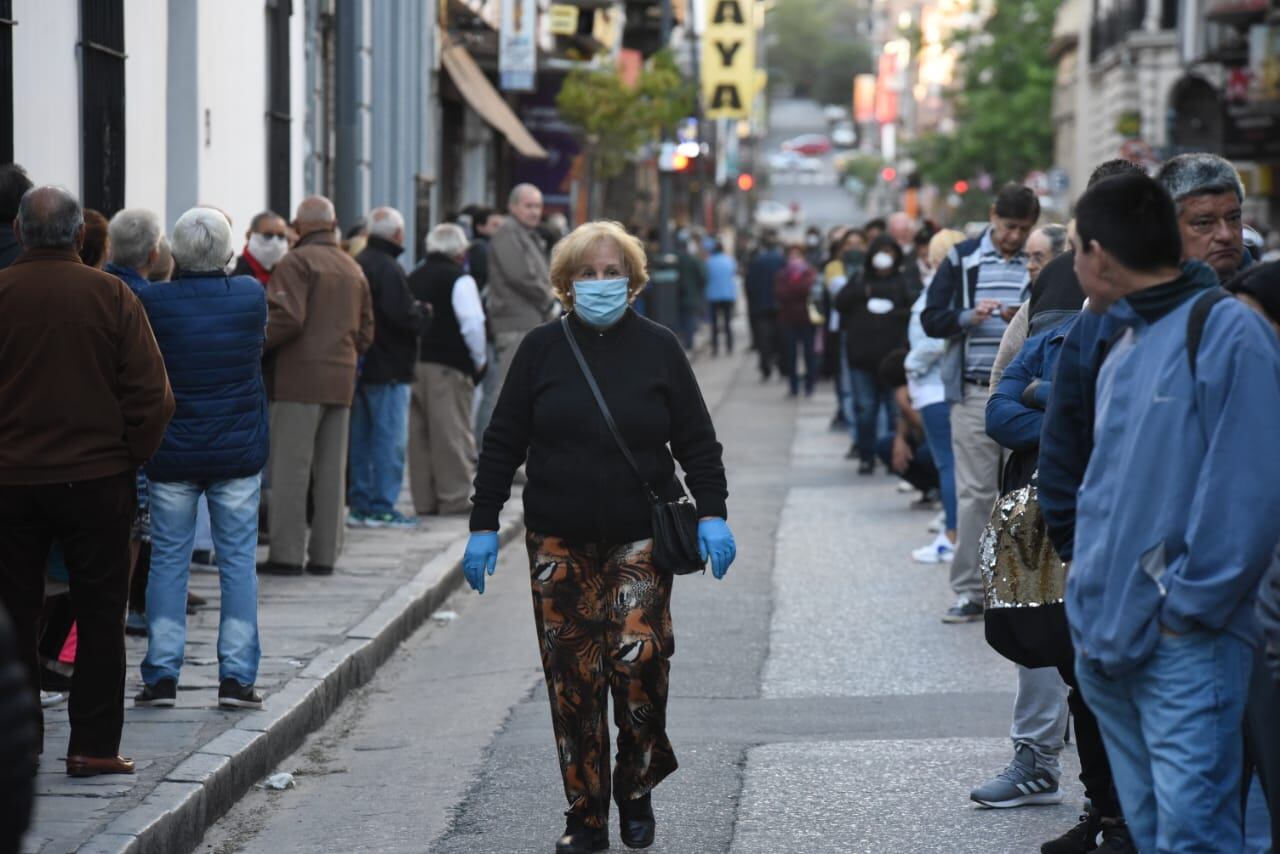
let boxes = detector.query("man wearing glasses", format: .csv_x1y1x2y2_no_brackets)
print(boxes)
1155,153,1249,280
234,211,290,286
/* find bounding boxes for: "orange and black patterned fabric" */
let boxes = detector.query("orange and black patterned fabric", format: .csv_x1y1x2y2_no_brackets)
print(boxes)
526,530,678,829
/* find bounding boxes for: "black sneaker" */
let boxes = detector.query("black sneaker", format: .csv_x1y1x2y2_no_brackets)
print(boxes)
942,598,984,623
134,679,177,708
304,563,334,576
1041,811,1102,854
617,793,655,849
256,560,303,576
555,815,609,853
1094,820,1137,853
218,679,263,710
857,459,875,475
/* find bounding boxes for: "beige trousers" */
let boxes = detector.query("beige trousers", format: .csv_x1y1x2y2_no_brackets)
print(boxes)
409,363,477,515
949,389,1002,603
267,401,349,568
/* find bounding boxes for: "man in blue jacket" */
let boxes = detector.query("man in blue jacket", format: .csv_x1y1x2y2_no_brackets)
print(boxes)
743,231,786,380
1062,173,1280,851
134,207,269,712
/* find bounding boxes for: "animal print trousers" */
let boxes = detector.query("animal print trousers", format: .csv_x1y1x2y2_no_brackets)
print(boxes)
526,531,678,829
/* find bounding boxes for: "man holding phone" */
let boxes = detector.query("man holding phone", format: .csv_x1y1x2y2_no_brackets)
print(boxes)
922,183,1038,623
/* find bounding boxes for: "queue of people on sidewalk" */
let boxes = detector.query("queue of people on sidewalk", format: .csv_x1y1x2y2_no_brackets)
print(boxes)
0,161,568,779
734,150,1280,853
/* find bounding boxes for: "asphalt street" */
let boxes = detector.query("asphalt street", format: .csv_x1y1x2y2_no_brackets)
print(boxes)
202,345,1090,854
760,98,864,234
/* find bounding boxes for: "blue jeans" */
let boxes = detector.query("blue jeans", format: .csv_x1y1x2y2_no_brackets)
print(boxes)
142,476,262,686
1076,631,1253,853
874,432,937,493
920,401,957,532
783,325,817,396
348,381,411,515
847,366,896,462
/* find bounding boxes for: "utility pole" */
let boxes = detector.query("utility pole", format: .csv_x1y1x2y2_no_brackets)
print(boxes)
658,0,674,254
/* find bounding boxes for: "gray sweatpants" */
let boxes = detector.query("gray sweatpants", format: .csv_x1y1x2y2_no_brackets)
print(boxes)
1012,664,1070,777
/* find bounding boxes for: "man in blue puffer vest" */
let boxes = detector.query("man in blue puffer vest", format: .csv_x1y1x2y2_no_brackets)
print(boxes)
134,207,269,712
1058,173,1280,852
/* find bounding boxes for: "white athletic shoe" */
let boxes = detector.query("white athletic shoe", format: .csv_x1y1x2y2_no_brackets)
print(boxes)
912,534,955,564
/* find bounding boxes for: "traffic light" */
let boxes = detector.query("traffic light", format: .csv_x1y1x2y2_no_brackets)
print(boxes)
672,153,691,172
953,179,970,194
881,166,897,182
737,173,755,191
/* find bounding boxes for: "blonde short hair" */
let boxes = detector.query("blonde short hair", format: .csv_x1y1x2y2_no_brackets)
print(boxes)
549,220,649,309
927,228,966,269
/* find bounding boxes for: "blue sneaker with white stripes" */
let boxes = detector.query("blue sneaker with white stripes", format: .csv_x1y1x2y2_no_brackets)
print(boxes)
970,745,1063,808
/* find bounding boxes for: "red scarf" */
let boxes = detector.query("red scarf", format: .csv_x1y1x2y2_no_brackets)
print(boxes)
242,248,271,285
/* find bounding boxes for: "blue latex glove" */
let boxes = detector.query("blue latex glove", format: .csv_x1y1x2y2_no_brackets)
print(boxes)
463,532,499,594
698,518,736,580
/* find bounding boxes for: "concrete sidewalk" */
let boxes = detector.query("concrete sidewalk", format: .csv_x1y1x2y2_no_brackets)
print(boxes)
24,489,524,854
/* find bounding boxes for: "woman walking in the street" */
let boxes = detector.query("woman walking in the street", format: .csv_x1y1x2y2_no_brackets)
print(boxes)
836,234,914,474
704,239,737,356
461,220,736,854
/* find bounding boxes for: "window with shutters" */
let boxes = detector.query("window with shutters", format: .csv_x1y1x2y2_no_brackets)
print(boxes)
80,0,126,215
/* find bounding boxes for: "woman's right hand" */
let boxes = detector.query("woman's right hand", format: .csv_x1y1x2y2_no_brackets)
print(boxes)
463,532,499,594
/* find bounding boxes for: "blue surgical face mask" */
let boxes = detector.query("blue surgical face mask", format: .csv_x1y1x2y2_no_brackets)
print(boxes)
572,277,629,329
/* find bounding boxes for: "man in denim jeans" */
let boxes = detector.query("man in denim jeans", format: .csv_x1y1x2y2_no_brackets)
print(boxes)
1063,174,1280,851
134,207,270,710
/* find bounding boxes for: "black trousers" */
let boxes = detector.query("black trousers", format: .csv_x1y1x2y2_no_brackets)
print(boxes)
1058,659,1122,819
0,472,135,757
709,301,734,355
1244,651,1280,851
750,311,780,378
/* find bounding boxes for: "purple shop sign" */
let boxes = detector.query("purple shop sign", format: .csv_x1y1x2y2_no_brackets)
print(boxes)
514,81,582,213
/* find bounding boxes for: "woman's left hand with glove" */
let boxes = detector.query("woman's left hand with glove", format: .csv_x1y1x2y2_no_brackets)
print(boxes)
698,517,737,580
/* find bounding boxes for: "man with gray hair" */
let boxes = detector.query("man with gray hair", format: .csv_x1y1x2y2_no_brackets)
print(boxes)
407,223,487,516
134,207,269,711
258,195,374,577
475,183,553,444
105,208,163,294
0,186,173,775
347,206,421,529
1155,152,1249,280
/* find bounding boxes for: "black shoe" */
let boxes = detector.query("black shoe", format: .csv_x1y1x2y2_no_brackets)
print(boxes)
190,549,217,568
1041,811,1102,854
844,443,859,460
257,560,303,576
617,794,654,849
41,666,72,693
134,678,177,708
305,563,334,576
218,678,263,710
555,815,609,853
942,598,985,623
857,459,875,475
1094,820,1137,853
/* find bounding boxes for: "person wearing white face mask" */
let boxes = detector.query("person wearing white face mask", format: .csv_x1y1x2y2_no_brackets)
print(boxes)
834,234,914,474
232,211,289,286
461,220,735,854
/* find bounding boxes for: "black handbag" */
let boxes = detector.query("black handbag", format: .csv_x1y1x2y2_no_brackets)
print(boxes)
560,317,705,574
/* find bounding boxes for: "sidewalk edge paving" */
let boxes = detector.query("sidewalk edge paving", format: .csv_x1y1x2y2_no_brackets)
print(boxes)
81,513,525,854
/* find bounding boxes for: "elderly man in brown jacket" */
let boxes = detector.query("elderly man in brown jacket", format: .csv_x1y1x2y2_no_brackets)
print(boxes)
0,186,174,776
259,196,374,577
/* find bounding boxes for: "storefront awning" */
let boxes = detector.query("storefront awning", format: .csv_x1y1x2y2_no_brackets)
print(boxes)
441,39,549,160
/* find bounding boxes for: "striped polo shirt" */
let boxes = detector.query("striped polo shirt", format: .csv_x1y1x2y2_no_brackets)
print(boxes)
964,230,1029,384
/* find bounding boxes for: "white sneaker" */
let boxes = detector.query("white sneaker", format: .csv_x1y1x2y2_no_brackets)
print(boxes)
927,511,945,533
912,534,955,564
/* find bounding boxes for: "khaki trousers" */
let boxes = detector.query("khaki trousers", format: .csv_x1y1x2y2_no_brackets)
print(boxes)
408,363,477,515
949,388,1001,603
268,401,349,568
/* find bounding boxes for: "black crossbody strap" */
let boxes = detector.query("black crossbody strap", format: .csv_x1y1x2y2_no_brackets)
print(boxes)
560,317,661,503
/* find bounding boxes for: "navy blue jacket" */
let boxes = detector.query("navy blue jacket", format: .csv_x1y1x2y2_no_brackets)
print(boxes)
744,248,785,315
986,317,1075,453
139,273,269,482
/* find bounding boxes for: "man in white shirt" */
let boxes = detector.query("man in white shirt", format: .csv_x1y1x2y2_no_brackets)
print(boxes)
406,224,488,516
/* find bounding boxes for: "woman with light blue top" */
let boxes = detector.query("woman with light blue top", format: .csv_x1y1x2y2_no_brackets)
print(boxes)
703,240,738,356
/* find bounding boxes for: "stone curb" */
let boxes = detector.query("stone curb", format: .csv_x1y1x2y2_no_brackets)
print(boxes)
81,513,525,854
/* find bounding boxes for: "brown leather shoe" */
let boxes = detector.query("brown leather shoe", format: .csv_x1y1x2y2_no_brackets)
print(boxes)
66,754,136,777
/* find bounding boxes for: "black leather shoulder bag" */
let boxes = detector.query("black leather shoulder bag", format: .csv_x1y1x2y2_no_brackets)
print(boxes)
560,316,704,574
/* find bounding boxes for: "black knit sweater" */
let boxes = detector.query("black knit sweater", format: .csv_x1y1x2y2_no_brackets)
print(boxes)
470,310,728,542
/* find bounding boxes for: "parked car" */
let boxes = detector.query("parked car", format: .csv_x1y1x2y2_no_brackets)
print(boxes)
832,122,857,148
781,134,832,156
767,150,802,172
755,199,801,229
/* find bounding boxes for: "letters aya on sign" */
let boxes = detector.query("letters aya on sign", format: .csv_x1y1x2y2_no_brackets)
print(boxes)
702,0,755,120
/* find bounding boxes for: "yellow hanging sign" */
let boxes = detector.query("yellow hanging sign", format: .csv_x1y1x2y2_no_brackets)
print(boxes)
702,0,755,120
